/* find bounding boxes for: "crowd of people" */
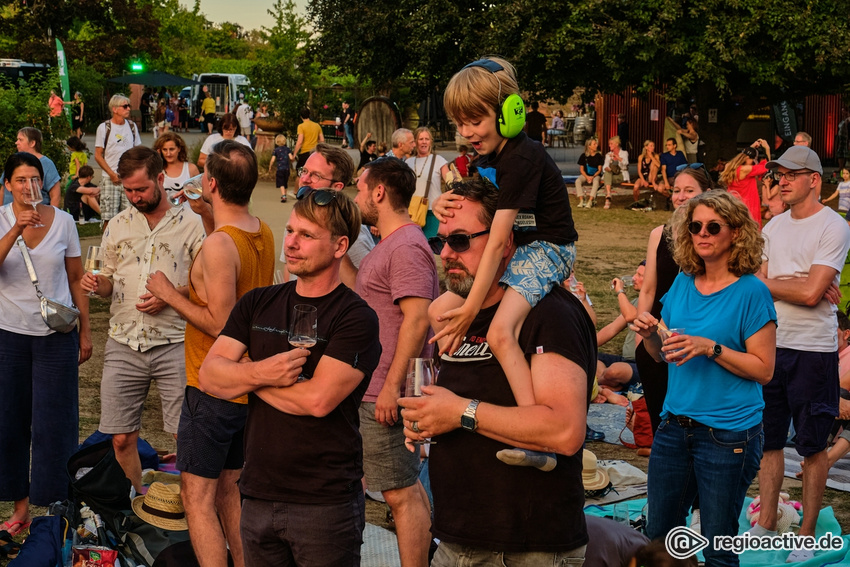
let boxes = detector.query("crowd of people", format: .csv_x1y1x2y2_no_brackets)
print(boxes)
2,59,849,567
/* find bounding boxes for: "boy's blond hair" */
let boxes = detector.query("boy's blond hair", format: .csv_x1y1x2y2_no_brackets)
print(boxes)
274,134,287,146
444,56,520,123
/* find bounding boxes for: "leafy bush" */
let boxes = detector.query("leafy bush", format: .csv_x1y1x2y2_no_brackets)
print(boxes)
0,68,72,176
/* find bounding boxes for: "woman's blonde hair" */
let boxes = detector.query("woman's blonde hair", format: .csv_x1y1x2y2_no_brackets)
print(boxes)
639,139,655,161
609,136,621,148
670,190,763,277
719,152,751,187
413,126,434,154
444,56,520,124
584,137,598,156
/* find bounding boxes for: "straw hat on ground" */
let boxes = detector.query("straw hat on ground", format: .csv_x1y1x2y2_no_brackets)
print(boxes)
582,449,610,492
131,481,188,531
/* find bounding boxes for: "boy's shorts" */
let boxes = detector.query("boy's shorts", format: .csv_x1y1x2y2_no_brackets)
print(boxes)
275,169,290,189
500,241,576,308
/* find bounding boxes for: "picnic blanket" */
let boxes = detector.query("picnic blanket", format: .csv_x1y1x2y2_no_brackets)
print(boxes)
784,447,850,493
586,498,850,565
587,403,630,446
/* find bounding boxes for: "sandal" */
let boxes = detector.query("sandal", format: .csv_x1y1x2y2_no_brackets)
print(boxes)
280,196,287,203
604,197,611,209
0,520,30,537
0,530,20,559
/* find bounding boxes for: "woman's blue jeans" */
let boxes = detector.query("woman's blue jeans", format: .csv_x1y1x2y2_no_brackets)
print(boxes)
0,328,79,505
647,417,762,567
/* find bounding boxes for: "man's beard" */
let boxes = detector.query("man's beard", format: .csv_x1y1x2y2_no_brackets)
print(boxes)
444,260,473,297
132,184,163,213
359,197,378,227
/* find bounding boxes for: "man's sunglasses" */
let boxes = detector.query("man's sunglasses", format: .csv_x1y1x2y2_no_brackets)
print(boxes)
296,186,338,205
427,230,490,254
120,104,131,109
688,221,729,235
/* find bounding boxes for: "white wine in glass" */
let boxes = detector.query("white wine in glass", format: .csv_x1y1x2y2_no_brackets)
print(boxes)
405,358,438,444
289,305,318,348
85,246,103,297
25,178,44,228
181,174,204,200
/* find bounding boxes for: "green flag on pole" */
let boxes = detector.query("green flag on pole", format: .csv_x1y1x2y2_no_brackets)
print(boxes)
56,38,72,128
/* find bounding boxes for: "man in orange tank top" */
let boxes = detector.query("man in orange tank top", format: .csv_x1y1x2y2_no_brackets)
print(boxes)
146,139,275,567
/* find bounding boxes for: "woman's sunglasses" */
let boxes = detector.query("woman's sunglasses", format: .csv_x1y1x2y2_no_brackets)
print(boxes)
296,186,338,205
427,230,490,254
688,221,729,235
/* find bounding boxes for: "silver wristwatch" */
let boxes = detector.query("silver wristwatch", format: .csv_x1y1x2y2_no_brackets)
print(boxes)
461,399,480,431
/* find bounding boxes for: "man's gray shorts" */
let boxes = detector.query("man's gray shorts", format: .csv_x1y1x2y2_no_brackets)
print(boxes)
359,402,420,493
100,177,129,221
99,339,186,435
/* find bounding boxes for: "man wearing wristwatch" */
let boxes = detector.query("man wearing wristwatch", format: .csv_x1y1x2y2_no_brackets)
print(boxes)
399,178,595,566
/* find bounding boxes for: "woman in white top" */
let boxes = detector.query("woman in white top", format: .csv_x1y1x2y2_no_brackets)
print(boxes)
405,127,449,238
154,132,200,198
602,135,630,209
0,152,91,532
197,113,252,170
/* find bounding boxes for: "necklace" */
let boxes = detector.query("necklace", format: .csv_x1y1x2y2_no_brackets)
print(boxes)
414,155,430,178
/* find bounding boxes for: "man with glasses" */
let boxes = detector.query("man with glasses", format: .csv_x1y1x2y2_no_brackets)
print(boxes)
281,143,374,286
199,188,381,566
353,158,438,566
95,94,142,222
753,146,850,563
399,178,595,567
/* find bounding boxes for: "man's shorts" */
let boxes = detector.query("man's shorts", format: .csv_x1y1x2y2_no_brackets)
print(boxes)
500,241,576,308
100,177,129,221
99,339,186,435
597,352,640,388
176,386,247,478
359,402,420,493
763,348,840,457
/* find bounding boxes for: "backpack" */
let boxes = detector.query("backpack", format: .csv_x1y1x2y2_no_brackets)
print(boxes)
101,119,139,151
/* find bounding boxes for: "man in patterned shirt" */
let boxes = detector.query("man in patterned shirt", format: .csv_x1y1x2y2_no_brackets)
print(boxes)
81,146,206,493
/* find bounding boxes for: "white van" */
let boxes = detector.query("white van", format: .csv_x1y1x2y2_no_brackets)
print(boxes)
191,73,250,117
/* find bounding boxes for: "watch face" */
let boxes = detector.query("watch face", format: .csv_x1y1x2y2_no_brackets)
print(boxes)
461,415,475,430
713,344,722,356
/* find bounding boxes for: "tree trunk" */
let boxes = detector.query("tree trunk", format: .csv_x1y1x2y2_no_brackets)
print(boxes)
695,84,760,169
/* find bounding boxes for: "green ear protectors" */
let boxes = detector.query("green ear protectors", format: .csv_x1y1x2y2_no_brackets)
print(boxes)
463,59,526,138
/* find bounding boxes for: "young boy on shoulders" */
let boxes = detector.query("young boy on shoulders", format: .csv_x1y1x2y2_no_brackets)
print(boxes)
430,57,579,471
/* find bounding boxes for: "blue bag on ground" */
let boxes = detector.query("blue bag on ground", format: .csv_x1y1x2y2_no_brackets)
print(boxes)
8,515,64,567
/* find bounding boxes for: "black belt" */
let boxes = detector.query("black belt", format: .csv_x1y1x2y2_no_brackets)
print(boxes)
670,414,706,428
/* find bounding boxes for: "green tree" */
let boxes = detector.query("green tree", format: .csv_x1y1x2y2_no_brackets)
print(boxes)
248,0,312,131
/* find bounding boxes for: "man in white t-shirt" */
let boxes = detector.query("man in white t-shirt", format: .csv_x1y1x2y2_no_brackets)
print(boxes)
753,146,850,563
235,102,253,137
95,94,142,221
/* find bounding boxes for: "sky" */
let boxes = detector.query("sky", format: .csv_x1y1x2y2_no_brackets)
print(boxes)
179,0,307,31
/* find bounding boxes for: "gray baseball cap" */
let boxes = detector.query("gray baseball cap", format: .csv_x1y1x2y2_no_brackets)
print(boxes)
766,146,822,175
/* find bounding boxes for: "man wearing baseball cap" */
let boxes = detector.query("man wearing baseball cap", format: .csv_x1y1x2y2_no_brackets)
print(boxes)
753,145,850,562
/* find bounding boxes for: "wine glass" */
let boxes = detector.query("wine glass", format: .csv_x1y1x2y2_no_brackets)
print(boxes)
181,174,204,201
289,304,317,381
85,246,103,297
25,178,44,228
405,358,438,445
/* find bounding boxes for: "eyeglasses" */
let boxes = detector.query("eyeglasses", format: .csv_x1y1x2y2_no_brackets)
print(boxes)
120,104,131,109
296,186,338,205
774,170,813,182
427,230,490,254
688,221,729,235
297,167,334,185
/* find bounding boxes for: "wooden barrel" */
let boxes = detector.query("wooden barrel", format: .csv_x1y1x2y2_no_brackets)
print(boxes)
574,116,591,144
355,97,402,149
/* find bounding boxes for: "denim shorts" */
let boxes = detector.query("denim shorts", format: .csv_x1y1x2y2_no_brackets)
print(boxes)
500,241,576,308
359,402,420,492
763,348,839,456
176,386,247,478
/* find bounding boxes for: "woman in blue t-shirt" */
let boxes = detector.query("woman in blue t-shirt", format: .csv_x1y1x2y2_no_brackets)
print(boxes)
631,191,777,567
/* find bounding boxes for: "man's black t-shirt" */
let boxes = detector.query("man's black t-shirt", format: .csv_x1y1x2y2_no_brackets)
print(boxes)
477,132,577,246
525,110,546,142
342,107,353,126
220,282,381,504
429,286,596,552
358,150,376,170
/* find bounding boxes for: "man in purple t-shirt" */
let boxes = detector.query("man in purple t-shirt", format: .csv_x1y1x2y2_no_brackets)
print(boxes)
354,157,438,566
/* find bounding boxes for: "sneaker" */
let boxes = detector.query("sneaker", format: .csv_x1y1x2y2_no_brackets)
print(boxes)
689,509,701,534
577,197,585,208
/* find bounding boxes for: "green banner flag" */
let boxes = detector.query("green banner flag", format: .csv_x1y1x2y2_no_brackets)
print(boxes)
56,38,72,128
